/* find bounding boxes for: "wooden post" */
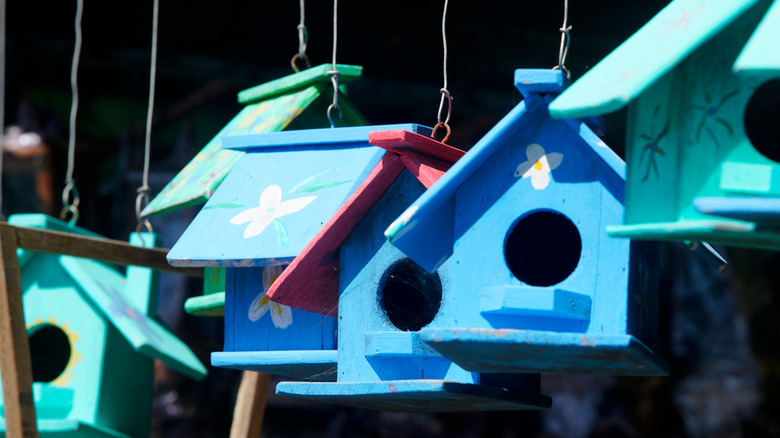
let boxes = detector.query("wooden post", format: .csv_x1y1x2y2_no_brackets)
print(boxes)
0,223,39,438
229,371,271,438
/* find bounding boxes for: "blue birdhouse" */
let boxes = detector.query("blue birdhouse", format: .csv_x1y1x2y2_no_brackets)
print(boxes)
549,0,780,249
384,69,668,377
265,129,551,412
0,214,206,438
167,124,432,381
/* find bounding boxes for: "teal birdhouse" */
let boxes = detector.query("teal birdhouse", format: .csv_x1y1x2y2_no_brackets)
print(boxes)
167,124,433,381
383,69,668,377
549,0,780,249
0,214,206,438
265,129,551,412
141,64,368,317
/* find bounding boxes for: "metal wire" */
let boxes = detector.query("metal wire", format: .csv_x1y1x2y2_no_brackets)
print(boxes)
291,0,311,72
433,0,452,143
136,0,159,227
62,0,84,224
326,0,341,128
557,0,572,78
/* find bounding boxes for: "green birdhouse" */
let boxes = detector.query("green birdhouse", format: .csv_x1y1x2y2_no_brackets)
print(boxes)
0,214,206,438
549,0,780,249
141,64,369,317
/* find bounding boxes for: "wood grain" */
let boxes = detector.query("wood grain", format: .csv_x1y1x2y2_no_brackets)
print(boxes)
229,371,271,438
0,223,39,438
9,224,202,277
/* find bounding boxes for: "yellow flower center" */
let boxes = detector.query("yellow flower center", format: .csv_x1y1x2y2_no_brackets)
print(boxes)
259,296,270,306
534,160,543,171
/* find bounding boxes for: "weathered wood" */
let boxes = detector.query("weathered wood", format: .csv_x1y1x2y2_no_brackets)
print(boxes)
0,223,39,438
7,223,202,277
229,371,270,438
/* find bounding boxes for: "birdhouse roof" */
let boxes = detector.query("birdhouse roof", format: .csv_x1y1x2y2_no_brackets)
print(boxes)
167,124,432,267
143,64,366,217
384,69,626,273
548,0,776,119
266,129,465,316
10,214,207,381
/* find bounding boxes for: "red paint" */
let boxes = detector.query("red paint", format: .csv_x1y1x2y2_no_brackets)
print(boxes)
388,383,399,393
267,130,464,316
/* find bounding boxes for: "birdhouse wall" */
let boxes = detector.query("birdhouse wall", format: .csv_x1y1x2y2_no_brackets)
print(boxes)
624,3,776,228
224,266,337,353
338,169,476,384
20,254,107,425
95,325,154,438
445,111,634,337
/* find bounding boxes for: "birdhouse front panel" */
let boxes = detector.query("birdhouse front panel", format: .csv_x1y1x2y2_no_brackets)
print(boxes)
20,254,107,425
277,169,552,411
385,70,666,376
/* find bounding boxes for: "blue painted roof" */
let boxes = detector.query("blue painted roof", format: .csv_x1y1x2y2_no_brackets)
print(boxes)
384,69,626,272
168,124,432,267
549,0,761,118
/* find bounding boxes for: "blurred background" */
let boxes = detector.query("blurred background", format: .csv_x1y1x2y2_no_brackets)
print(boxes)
2,0,780,436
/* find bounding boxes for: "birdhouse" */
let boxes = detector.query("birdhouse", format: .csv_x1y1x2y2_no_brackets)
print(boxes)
548,0,780,249
0,214,206,438
166,124,432,381
265,129,551,412
140,64,368,317
384,69,668,376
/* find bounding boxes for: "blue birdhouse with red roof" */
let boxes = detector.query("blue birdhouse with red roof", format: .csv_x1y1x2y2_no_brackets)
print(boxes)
0,214,206,438
549,0,780,249
265,129,551,412
384,69,668,376
167,124,432,381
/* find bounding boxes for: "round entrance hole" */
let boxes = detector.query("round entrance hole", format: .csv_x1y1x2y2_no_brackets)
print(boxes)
27,323,72,383
504,210,582,287
380,259,442,332
745,79,780,163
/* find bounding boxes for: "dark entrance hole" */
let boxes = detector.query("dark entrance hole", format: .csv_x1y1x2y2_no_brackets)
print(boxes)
28,323,72,383
745,79,780,163
505,210,582,287
380,259,442,332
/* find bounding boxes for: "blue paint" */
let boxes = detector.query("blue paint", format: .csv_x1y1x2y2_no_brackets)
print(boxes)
385,70,667,376
211,351,337,381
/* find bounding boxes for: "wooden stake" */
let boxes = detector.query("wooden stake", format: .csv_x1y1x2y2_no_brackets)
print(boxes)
0,223,39,438
229,371,271,438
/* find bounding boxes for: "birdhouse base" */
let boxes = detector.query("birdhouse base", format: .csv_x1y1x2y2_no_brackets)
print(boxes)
184,292,225,316
211,350,337,381
606,219,780,251
275,380,552,412
420,328,669,376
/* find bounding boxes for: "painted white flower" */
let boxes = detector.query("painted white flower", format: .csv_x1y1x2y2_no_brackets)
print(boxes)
514,143,563,190
248,265,292,329
230,184,316,238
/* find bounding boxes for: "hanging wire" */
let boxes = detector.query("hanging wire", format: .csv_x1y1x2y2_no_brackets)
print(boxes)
0,0,5,217
432,0,452,144
136,0,159,236
555,0,572,78
61,0,84,225
290,0,311,72
326,0,341,128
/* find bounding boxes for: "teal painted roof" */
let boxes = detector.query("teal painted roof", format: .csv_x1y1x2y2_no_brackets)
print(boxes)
549,0,761,118
10,214,207,381
733,0,780,77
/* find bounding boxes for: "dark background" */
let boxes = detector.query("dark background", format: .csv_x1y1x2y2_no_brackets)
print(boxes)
3,1,780,437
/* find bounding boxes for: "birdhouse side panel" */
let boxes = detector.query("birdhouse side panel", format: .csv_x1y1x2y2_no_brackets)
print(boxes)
624,240,661,351
21,254,107,424
95,326,154,438
339,170,474,384
624,71,684,226
224,267,337,353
